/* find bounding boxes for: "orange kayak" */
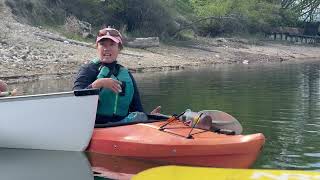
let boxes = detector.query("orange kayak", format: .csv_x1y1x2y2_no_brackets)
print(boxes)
87,120,265,168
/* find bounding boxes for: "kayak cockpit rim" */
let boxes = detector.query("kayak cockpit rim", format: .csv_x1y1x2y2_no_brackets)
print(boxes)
0,89,100,102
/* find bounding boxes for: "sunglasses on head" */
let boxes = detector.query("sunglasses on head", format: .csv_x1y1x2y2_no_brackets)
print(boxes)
98,28,122,38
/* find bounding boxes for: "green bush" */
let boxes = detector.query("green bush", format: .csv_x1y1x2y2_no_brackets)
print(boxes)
189,0,300,36
5,0,181,38
5,0,65,25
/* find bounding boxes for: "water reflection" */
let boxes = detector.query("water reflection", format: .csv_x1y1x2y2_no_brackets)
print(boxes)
0,148,94,180
88,152,164,180
7,78,73,96
135,61,320,171
7,60,320,172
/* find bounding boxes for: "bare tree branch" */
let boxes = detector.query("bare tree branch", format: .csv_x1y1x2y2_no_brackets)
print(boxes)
172,15,238,37
281,0,320,21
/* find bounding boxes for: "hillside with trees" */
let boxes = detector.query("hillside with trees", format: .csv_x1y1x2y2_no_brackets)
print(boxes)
4,0,320,39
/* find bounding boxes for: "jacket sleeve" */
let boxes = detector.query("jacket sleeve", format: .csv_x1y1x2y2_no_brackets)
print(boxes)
128,72,144,112
73,63,99,90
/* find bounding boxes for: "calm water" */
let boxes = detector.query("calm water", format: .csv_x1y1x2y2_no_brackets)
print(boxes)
4,60,320,179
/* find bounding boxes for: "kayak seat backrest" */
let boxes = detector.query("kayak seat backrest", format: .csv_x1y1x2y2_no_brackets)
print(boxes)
193,114,213,131
200,110,243,134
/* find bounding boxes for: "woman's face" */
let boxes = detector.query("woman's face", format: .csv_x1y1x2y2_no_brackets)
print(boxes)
97,39,120,63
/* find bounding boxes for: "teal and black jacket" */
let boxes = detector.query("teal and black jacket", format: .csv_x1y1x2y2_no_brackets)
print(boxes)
73,61,144,124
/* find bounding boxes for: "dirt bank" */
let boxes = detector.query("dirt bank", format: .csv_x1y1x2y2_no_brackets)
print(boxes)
0,1,319,84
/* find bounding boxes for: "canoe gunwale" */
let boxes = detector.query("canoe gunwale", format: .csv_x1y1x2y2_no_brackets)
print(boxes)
0,89,99,102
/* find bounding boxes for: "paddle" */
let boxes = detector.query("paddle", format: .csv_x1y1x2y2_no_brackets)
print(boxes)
95,110,242,135
132,165,320,180
94,114,169,128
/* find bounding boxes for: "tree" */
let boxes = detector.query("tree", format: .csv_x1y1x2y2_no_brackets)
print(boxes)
280,0,320,22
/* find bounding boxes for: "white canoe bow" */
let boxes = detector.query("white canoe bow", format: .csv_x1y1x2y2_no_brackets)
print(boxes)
0,89,99,151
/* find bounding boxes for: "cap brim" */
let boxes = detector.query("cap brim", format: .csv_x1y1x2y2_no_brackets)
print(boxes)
96,35,122,44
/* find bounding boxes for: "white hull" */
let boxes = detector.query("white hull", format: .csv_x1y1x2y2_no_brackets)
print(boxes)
0,148,94,180
0,90,99,151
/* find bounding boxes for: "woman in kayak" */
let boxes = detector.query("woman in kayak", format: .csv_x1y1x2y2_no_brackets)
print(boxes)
0,80,17,97
73,27,160,124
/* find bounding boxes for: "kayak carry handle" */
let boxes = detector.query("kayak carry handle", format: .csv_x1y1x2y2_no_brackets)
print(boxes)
215,129,236,135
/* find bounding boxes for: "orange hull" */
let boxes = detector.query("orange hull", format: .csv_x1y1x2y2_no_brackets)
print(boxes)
87,152,164,180
87,121,265,168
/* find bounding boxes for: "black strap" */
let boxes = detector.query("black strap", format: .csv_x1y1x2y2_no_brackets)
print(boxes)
113,64,121,77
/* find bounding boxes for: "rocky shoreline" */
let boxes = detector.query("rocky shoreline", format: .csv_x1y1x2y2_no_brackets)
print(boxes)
1,1,320,84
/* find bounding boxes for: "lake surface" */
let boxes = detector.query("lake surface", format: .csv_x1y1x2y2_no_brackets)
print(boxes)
4,60,320,179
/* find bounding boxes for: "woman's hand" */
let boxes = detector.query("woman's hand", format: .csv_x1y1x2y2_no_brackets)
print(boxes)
11,88,18,96
92,78,122,93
